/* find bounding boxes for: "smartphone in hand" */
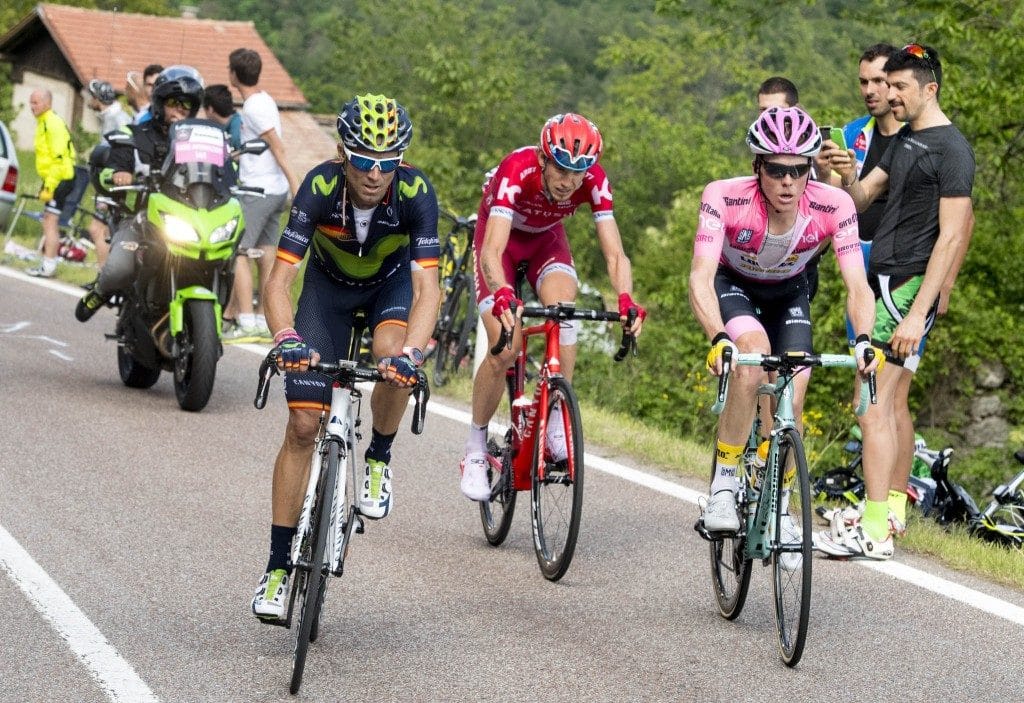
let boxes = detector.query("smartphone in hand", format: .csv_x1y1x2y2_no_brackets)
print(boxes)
821,125,847,151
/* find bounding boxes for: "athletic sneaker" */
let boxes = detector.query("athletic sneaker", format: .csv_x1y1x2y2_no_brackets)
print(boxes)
359,459,392,519
223,323,262,343
703,490,740,532
815,521,894,560
251,568,290,620
546,414,568,463
820,502,907,538
777,514,803,571
460,452,491,501
27,259,57,278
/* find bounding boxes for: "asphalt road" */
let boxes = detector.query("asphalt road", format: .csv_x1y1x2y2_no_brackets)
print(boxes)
2,267,1023,702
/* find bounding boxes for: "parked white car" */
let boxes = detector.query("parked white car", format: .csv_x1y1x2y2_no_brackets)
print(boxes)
0,119,20,232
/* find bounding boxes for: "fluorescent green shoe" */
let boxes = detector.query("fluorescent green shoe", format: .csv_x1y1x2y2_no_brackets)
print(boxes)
251,568,290,620
359,459,393,519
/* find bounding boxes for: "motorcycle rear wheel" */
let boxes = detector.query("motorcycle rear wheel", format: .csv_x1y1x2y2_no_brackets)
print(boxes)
174,300,219,412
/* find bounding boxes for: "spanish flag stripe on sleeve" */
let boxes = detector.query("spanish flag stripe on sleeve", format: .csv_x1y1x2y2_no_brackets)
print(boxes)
277,248,303,266
416,257,439,269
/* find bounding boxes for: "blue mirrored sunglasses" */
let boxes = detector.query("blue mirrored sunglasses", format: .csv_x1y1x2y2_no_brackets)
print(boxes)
549,145,597,172
344,147,403,173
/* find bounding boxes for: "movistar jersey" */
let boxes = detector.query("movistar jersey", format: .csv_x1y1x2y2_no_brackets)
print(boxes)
694,177,863,282
278,160,440,287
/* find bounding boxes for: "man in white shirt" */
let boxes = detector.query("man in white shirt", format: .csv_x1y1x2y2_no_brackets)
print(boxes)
225,48,299,341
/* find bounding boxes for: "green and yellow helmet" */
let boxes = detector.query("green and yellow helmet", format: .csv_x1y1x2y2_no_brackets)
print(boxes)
336,94,413,153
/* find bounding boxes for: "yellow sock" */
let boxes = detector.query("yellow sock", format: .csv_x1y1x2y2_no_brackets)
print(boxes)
711,440,744,493
887,490,908,524
862,500,890,542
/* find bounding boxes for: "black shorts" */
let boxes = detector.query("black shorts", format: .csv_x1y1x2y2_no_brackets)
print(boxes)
714,268,813,354
284,262,413,408
43,177,76,216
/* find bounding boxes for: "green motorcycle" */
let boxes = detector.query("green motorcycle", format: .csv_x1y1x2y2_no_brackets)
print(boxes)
108,119,266,411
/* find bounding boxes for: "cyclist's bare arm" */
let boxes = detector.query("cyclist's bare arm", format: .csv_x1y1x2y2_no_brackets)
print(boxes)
405,266,441,352
595,217,643,336
835,255,879,374
264,257,300,337
478,214,516,330
689,254,730,373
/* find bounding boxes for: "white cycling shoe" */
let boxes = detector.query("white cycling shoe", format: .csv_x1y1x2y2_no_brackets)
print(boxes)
703,490,740,532
460,452,491,501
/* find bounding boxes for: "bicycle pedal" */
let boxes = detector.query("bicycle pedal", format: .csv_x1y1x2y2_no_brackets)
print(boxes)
354,515,365,534
256,615,290,629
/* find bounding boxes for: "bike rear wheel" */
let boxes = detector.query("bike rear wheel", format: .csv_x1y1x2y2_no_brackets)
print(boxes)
290,442,338,694
709,452,752,619
771,429,812,667
480,436,517,545
531,377,584,581
432,274,473,387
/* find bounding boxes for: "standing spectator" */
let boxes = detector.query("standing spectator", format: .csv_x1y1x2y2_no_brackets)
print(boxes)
27,89,77,278
756,76,799,112
129,64,164,124
202,84,242,150
225,48,299,341
818,44,975,560
85,80,131,265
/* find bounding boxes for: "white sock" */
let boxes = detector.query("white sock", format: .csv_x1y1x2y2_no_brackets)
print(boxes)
465,423,488,455
239,312,257,328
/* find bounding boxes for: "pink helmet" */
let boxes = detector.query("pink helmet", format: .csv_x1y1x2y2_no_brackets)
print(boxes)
746,107,821,157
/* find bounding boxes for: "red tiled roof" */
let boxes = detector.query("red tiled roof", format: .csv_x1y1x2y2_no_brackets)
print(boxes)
34,3,308,108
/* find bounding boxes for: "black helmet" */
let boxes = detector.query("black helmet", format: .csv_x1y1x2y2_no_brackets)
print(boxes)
88,79,117,105
150,65,204,123
336,94,413,153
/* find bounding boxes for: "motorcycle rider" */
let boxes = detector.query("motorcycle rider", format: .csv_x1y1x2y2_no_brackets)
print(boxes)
75,65,207,322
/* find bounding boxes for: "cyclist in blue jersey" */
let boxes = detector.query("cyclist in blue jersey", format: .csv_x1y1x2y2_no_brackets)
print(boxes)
251,94,440,621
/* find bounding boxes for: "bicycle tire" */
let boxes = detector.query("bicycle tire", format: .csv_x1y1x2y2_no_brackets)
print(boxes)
709,452,752,620
289,441,339,694
771,429,812,667
432,275,466,386
531,377,584,581
480,436,517,545
450,287,478,373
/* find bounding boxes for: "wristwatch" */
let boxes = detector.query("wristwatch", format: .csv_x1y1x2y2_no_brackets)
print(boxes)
402,346,424,367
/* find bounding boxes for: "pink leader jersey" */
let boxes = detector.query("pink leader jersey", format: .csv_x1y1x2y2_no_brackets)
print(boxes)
694,176,863,281
478,146,615,231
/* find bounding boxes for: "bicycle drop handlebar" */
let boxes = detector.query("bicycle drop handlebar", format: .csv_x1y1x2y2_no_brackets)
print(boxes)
489,301,639,361
713,346,877,416
254,353,430,435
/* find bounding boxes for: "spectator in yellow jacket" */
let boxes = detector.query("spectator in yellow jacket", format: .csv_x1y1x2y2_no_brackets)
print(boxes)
28,89,77,278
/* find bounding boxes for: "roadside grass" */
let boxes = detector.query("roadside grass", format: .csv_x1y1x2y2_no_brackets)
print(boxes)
435,368,1024,592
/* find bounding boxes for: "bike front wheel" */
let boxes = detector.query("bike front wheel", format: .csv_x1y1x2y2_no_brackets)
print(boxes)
771,428,812,667
289,441,338,694
530,377,584,581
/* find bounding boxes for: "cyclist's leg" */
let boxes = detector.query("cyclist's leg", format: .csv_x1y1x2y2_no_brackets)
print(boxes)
533,224,579,378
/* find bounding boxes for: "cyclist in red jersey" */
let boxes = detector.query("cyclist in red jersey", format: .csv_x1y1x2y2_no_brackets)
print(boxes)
459,113,646,500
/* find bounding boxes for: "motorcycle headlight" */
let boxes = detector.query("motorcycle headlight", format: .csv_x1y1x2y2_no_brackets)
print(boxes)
210,218,239,244
162,214,200,243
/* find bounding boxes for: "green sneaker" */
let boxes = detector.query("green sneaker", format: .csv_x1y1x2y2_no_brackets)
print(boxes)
223,324,261,344
251,568,290,620
359,459,393,519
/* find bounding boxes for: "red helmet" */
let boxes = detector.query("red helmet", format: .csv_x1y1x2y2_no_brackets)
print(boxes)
540,113,603,171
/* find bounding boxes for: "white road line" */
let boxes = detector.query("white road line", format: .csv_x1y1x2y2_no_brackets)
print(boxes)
0,525,160,702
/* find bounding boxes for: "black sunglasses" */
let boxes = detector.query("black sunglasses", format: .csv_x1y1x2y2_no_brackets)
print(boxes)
761,160,812,180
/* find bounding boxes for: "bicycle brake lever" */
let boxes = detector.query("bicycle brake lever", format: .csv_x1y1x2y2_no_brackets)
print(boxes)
490,301,517,355
613,308,638,362
410,372,430,434
254,353,280,409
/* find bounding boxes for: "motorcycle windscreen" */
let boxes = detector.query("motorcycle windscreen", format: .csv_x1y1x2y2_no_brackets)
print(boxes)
168,121,230,210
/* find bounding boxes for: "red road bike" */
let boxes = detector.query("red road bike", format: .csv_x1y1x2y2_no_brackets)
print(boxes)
479,299,637,580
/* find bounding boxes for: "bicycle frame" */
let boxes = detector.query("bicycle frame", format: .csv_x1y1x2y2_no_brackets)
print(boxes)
505,317,565,491
712,352,871,560
290,380,362,577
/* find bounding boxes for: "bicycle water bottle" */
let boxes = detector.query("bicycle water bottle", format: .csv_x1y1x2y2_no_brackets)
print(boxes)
749,440,770,487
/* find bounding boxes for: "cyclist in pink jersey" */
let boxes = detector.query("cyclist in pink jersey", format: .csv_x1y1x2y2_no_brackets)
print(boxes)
459,113,646,501
691,107,878,534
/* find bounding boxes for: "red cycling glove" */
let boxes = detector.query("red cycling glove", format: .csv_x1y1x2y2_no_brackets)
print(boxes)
491,285,521,320
618,293,647,322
